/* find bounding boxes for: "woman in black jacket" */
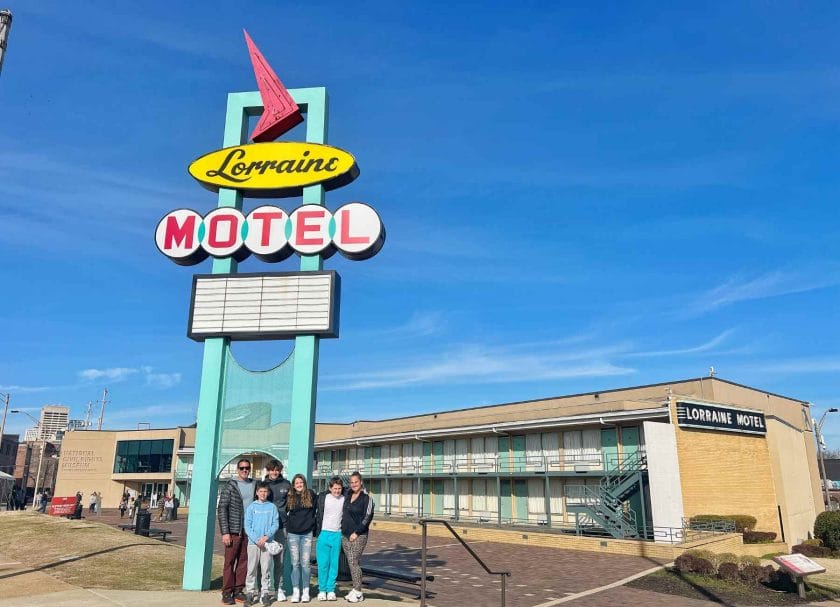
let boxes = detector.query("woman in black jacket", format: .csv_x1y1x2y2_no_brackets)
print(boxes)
341,472,375,603
286,474,318,603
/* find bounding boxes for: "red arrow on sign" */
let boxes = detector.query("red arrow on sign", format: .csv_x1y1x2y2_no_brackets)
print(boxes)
244,30,304,142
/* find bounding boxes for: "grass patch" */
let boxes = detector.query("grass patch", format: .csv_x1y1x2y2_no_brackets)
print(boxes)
627,568,840,605
0,511,223,590
760,552,786,560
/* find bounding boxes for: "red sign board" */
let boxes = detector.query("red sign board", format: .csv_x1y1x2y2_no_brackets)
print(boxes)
48,496,77,516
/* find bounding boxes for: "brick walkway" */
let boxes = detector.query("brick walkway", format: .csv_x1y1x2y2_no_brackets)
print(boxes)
90,509,829,607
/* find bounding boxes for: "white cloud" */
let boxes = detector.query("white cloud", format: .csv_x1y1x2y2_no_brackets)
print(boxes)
77,366,181,389
323,342,635,391
684,271,840,317
78,367,139,382
145,373,182,389
0,384,53,394
627,329,736,358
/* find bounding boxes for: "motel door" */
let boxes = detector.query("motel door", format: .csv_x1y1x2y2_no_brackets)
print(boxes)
500,479,512,521
621,427,641,458
514,479,528,523
497,436,510,471
433,441,444,473
511,435,526,472
601,428,618,470
432,479,444,515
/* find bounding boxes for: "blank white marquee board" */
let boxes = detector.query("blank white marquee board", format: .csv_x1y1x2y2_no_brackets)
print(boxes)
187,270,340,341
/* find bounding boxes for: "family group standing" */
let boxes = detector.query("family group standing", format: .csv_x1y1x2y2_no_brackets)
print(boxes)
218,459,374,605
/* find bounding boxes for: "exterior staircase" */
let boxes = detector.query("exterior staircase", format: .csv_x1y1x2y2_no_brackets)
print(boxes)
567,450,647,539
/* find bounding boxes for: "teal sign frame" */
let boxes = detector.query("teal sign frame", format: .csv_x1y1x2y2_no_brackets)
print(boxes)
182,87,329,590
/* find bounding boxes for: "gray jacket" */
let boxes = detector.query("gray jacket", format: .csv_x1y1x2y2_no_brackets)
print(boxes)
218,479,252,535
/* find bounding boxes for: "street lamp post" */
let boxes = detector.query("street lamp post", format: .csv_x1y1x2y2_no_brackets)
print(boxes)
10,410,46,507
814,407,839,510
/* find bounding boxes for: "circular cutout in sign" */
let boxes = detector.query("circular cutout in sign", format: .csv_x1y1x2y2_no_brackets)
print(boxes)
245,205,292,263
154,209,207,266
333,202,386,261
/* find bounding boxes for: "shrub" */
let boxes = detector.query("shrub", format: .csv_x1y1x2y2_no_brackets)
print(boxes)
814,511,840,551
718,561,740,582
674,553,696,573
693,558,716,576
743,531,778,544
685,548,715,562
738,555,760,567
792,543,833,558
690,514,757,532
768,568,795,592
802,538,823,547
740,564,768,585
715,552,739,567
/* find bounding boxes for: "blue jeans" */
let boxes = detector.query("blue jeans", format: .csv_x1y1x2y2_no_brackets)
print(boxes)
287,532,312,590
316,530,342,592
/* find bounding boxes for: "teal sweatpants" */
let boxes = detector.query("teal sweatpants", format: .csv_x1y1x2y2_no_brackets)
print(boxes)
316,530,342,592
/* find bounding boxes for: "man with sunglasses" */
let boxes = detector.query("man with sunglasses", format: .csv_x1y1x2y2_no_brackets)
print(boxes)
218,458,255,604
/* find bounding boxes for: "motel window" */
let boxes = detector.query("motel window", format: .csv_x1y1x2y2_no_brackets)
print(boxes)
113,439,174,474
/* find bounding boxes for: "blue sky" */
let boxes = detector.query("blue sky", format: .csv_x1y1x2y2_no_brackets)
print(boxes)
2,2,840,446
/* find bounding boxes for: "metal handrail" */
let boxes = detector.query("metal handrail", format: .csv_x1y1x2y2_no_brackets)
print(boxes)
420,518,511,607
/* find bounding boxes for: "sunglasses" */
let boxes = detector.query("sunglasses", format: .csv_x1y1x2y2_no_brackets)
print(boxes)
238,466,251,471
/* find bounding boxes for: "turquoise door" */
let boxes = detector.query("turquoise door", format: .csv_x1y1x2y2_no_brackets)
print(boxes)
514,480,528,523
500,479,512,521
433,441,444,473
432,480,444,514
512,435,526,472
621,426,641,458
498,436,510,472
422,442,432,473
421,479,431,516
601,428,618,470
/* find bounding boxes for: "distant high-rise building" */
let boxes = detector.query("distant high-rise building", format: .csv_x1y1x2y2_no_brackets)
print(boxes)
23,427,38,442
38,405,69,440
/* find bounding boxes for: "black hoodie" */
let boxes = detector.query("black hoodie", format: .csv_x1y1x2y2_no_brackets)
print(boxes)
285,488,318,535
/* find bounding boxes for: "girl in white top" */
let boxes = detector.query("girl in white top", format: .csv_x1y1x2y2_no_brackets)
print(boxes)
315,477,345,601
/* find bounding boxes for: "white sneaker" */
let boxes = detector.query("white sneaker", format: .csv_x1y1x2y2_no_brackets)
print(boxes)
326,592,337,601
277,591,287,602
317,592,327,601
301,589,310,603
291,589,300,603
344,589,364,603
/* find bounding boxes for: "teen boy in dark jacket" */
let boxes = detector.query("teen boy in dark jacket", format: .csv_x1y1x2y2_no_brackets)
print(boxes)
263,459,291,600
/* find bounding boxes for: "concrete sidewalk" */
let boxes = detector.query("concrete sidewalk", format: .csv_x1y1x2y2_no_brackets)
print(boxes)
0,589,418,606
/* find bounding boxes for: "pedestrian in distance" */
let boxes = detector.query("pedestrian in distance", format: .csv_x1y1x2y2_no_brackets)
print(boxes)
95,492,102,516
157,493,166,521
164,494,174,521
172,495,180,520
119,496,128,518
285,473,318,603
264,459,291,602
128,496,136,520
218,458,255,605
88,492,96,513
341,472,375,604
244,481,280,606
315,476,345,602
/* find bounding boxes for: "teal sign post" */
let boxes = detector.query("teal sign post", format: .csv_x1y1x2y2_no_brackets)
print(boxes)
161,34,386,591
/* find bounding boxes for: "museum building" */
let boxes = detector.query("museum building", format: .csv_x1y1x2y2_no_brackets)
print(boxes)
53,377,823,546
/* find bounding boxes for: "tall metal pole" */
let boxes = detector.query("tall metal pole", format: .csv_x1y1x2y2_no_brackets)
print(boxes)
0,10,12,77
32,435,45,505
0,393,9,447
97,388,109,430
814,408,838,510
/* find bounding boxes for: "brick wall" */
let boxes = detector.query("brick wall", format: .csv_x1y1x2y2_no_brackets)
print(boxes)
670,401,781,536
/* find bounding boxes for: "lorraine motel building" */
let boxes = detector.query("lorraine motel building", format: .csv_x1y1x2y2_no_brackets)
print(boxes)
53,377,823,548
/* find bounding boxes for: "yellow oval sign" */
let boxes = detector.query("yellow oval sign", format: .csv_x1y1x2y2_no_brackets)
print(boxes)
188,142,359,198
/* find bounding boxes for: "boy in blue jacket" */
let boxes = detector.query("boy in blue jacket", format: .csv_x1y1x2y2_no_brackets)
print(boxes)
245,481,280,605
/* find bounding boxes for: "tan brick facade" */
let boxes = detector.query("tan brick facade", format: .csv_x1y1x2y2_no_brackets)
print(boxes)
670,400,782,536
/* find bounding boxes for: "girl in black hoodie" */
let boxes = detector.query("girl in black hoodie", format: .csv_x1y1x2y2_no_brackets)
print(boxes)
341,472,375,603
285,474,318,603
